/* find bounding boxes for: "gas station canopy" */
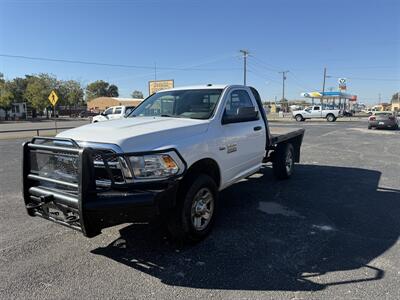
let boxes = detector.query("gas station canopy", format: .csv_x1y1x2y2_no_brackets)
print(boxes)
301,91,357,101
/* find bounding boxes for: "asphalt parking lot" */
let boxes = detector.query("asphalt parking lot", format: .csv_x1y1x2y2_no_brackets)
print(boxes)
0,121,399,299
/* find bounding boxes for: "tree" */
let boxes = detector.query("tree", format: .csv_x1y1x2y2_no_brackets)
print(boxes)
391,92,400,103
0,81,14,119
86,80,119,100
107,84,119,97
8,77,28,103
131,90,144,99
57,80,84,106
24,75,53,111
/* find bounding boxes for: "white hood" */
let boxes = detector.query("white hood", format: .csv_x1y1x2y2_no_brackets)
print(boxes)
57,117,210,152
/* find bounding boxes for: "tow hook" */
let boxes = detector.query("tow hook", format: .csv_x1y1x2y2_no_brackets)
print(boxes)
65,215,79,224
26,194,54,209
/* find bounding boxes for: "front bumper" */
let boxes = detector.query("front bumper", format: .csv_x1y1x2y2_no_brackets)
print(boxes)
22,137,180,237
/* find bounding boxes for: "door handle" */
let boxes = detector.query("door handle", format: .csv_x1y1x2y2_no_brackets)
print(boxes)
253,126,262,131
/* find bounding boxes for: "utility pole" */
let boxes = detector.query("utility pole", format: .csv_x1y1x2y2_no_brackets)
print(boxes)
279,70,289,112
240,50,249,85
321,67,327,106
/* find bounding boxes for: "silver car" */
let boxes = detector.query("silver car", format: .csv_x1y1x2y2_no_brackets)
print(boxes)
368,111,399,130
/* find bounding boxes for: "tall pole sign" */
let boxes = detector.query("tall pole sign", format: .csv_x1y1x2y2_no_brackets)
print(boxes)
338,78,347,91
48,90,59,133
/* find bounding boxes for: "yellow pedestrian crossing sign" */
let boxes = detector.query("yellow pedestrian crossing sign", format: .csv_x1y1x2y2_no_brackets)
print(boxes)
48,90,59,106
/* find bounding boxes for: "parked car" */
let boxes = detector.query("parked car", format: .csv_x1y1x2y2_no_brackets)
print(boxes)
368,111,399,130
342,110,354,117
92,105,137,123
292,105,340,122
21,84,305,243
79,110,98,118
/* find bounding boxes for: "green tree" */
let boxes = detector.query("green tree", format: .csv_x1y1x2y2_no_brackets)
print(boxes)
24,75,53,111
0,81,14,118
391,92,400,103
131,90,144,99
86,80,110,100
8,77,29,103
107,84,119,97
86,80,119,100
57,80,84,106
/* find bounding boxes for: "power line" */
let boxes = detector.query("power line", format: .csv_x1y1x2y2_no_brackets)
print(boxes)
248,55,281,72
246,66,281,85
0,53,241,71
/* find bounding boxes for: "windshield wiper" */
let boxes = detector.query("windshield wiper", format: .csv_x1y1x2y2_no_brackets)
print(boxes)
160,114,174,117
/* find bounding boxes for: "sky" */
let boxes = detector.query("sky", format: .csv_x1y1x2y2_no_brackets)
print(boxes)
0,0,399,104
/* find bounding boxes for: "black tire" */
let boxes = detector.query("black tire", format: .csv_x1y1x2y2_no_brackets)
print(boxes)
368,124,372,130
326,114,336,122
295,114,304,122
167,174,218,243
273,143,295,180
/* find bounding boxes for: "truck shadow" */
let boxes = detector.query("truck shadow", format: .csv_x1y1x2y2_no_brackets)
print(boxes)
91,165,399,291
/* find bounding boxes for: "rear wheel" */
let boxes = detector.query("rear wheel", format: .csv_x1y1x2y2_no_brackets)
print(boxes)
295,114,304,122
368,124,372,129
273,143,295,180
167,174,218,243
326,114,336,122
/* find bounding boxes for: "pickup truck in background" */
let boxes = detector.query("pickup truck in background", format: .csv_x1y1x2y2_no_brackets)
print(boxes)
92,105,137,123
22,85,305,243
292,105,340,122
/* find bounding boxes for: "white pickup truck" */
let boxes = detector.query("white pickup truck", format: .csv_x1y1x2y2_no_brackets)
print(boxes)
22,85,304,242
292,105,340,122
92,105,137,123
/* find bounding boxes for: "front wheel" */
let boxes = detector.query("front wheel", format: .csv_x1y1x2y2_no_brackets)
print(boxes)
167,174,218,243
273,143,295,180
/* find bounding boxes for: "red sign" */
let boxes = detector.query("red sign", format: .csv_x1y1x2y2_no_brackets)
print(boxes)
349,95,357,101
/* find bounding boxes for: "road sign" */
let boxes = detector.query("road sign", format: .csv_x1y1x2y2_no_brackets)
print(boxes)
48,90,59,106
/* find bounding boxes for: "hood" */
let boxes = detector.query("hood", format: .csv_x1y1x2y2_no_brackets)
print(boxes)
57,117,209,152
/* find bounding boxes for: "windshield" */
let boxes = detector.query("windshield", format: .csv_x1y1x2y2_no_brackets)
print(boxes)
128,89,223,119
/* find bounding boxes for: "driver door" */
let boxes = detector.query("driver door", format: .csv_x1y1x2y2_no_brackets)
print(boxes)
216,88,266,188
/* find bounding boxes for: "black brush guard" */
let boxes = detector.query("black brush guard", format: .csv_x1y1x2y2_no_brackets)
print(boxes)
22,137,178,237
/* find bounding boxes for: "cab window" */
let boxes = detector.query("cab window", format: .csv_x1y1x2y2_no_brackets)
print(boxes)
224,90,255,117
104,108,113,115
114,107,122,114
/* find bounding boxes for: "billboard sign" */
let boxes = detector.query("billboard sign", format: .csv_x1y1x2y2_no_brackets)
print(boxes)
148,80,174,95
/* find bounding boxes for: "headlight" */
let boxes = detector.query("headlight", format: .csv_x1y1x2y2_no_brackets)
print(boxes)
128,151,185,181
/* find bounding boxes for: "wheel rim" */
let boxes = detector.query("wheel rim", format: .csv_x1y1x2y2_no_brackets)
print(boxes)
285,149,293,175
191,187,214,231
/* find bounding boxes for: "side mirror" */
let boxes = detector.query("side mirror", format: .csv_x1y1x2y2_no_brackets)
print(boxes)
222,107,259,124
